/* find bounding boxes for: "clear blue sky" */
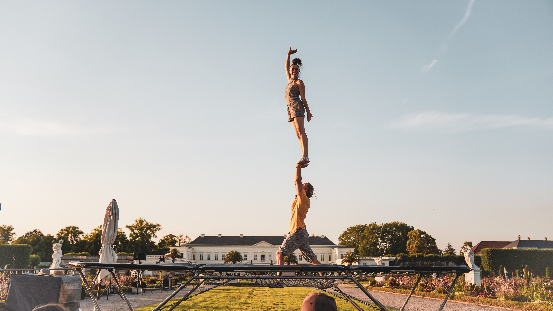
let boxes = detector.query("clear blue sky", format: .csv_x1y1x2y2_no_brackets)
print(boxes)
1,1,552,252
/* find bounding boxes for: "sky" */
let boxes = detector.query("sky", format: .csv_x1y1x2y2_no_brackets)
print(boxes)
1,1,552,252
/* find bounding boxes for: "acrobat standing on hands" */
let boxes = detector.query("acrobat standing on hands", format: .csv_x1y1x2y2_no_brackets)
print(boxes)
286,47,312,166
276,160,321,266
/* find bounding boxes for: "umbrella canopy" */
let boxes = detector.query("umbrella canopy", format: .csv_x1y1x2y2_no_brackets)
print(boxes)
96,199,119,284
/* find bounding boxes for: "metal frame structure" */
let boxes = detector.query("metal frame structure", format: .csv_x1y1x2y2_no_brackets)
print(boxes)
70,262,470,311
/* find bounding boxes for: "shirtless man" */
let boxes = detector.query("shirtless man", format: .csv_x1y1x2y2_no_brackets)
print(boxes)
276,160,321,265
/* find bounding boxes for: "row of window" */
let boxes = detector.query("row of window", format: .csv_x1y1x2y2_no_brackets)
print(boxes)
188,253,335,262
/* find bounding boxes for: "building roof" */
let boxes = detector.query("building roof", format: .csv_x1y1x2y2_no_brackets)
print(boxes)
188,235,336,246
472,241,512,254
504,239,553,249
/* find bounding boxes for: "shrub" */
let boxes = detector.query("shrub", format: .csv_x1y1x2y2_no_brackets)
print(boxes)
546,267,550,279
480,249,553,277
0,244,32,268
29,255,41,268
64,252,91,256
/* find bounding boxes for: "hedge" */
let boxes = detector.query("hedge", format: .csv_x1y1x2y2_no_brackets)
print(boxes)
480,248,553,277
0,244,32,268
393,254,481,268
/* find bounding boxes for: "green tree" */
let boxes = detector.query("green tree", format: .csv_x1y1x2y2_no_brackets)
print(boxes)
459,241,473,255
81,226,102,256
0,225,16,244
56,226,84,253
176,234,191,246
29,255,41,268
443,243,456,256
114,229,130,253
169,248,181,263
157,234,178,255
126,218,161,254
406,229,440,255
338,223,380,256
284,253,298,265
224,250,243,264
341,251,359,266
12,230,56,261
379,222,414,255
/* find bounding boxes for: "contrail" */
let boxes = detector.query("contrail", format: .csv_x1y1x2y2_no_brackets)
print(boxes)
421,0,476,74
448,0,476,41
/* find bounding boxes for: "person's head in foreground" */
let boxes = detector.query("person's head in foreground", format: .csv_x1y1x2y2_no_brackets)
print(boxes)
301,292,337,311
32,304,68,311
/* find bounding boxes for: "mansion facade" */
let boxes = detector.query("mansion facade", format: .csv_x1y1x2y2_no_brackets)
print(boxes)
172,234,354,265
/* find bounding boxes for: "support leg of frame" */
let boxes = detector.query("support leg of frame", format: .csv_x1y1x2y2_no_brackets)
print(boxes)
76,268,102,311
152,275,198,311
400,274,422,311
166,279,206,311
438,273,460,311
331,285,364,311
351,277,388,311
109,270,134,311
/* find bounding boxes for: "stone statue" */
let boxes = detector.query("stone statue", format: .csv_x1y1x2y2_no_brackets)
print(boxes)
50,240,63,275
374,257,382,266
461,244,481,285
460,245,479,271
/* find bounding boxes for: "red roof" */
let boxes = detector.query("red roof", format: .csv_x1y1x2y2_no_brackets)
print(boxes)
472,241,512,254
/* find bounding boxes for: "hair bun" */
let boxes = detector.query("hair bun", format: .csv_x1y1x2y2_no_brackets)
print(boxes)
292,58,302,67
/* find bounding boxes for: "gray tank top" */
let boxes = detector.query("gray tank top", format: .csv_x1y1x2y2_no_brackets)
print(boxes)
285,79,301,105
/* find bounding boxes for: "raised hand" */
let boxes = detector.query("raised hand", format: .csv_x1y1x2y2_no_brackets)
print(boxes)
288,47,297,55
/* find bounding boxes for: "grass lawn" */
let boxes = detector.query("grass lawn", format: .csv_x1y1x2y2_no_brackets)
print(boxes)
135,286,388,310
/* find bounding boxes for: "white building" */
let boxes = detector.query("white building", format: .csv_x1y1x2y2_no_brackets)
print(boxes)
173,234,353,265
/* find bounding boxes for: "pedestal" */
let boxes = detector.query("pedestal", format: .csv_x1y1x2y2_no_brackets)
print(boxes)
465,270,481,286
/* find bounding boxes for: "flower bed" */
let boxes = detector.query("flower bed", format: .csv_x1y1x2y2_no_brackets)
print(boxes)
363,274,553,310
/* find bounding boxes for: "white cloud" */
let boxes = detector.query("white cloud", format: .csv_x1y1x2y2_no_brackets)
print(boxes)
389,111,553,132
0,114,111,137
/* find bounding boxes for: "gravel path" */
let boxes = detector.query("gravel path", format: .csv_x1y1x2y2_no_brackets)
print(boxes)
79,286,204,311
80,285,511,311
330,285,509,311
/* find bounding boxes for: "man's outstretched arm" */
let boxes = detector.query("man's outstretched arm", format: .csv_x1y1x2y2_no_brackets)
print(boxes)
295,161,306,196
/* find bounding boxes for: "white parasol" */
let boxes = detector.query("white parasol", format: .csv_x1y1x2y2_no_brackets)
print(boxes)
96,199,119,284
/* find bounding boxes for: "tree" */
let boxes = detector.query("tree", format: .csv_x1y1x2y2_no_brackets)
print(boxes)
284,253,298,265
406,229,440,255
114,229,130,253
81,226,103,256
169,248,181,263
443,243,456,256
126,218,162,255
56,226,84,253
379,222,414,255
176,234,191,246
338,223,380,256
341,251,359,266
224,250,243,264
459,241,473,255
12,230,56,261
0,225,16,244
157,234,178,255
55,226,83,245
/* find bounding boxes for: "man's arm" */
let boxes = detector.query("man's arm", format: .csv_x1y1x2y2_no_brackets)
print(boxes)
295,161,305,196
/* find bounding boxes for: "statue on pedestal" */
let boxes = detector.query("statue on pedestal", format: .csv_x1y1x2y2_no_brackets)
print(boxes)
461,244,481,285
50,240,64,275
